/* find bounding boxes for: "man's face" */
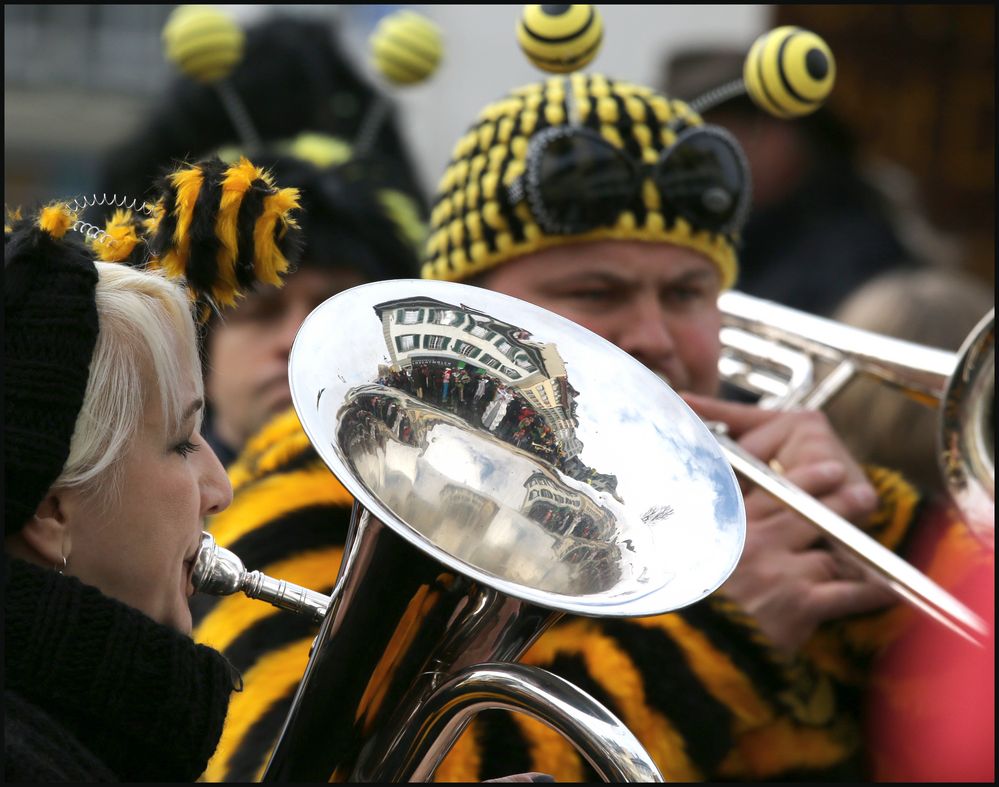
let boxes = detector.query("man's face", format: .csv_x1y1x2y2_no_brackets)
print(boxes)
480,240,723,395
205,266,367,451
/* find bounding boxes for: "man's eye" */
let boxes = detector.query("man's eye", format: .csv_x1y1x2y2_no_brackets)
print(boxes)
664,287,704,304
562,289,620,303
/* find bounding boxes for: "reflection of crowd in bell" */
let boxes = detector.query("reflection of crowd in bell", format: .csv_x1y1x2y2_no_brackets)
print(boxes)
374,358,622,500
528,500,601,539
377,362,568,465
339,391,414,451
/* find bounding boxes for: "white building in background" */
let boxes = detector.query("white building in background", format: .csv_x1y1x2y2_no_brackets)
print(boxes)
374,296,583,456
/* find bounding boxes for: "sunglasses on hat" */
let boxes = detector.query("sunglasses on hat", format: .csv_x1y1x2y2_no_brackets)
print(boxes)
507,123,751,237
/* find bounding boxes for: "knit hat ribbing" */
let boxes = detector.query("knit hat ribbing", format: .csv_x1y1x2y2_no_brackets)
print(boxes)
421,73,739,288
4,212,100,531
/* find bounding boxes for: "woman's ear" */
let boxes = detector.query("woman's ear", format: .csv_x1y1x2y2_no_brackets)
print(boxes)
19,493,74,568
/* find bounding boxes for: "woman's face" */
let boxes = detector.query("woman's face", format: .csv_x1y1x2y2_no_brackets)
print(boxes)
64,353,233,634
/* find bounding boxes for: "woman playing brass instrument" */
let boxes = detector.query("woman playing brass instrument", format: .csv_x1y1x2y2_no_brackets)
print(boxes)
2,158,302,781
3,159,554,785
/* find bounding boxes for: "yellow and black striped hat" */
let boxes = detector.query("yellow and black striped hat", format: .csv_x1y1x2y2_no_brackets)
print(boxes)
422,10,836,289
421,73,739,288
91,156,303,323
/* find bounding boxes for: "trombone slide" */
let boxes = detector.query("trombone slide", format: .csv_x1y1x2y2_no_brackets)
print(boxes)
713,429,988,647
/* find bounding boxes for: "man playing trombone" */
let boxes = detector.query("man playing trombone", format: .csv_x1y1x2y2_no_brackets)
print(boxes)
413,11,979,780
419,40,895,658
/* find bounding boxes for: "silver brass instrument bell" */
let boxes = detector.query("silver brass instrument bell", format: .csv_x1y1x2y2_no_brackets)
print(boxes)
193,279,746,782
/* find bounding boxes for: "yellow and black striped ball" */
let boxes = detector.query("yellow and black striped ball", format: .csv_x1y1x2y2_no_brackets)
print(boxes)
370,10,443,86
517,4,603,74
743,26,835,119
162,5,244,84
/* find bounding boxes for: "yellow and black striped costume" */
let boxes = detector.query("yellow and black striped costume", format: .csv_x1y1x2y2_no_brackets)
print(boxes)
192,408,929,782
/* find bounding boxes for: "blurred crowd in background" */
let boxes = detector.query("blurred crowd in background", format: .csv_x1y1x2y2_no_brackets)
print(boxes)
5,4,994,297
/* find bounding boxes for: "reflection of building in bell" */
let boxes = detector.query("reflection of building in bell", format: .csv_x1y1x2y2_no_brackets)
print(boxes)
374,297,581,456
369,297,619,501
522,472,615,542
523,345,583,457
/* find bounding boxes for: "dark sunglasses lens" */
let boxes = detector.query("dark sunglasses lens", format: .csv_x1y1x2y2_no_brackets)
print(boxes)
536,134,635,232
656,133,746,231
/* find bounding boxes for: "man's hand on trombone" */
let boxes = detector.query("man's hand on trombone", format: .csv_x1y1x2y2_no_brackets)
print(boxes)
683,393,896,654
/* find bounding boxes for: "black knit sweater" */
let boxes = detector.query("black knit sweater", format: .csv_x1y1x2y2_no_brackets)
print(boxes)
3,556,237,782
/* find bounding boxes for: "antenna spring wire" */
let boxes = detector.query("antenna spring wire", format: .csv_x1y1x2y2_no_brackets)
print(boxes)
71,219,113,246
67,194,155,216
686,78,747,116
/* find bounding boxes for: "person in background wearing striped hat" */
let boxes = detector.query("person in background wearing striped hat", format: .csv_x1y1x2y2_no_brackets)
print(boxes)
97,10,433,468
197,138,427,468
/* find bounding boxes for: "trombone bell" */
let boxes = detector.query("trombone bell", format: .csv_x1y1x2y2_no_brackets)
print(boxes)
939,309,995,549
716,292,993,641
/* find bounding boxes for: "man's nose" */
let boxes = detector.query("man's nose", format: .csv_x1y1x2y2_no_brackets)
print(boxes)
617,296,677,366
274,304,313,356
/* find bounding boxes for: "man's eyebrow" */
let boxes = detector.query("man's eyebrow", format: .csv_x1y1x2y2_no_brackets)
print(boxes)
558,270,636,285
666,268,717,285
567,267,716,286
543,265,718,290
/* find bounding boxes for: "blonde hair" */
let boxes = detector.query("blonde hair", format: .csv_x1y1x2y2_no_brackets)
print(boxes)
827,269,993,496
54,263,202,503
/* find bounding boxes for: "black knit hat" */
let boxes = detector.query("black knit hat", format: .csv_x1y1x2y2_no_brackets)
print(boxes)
3,157,303,535
4,208,100,531
99,14,427,216
247,151,422,282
